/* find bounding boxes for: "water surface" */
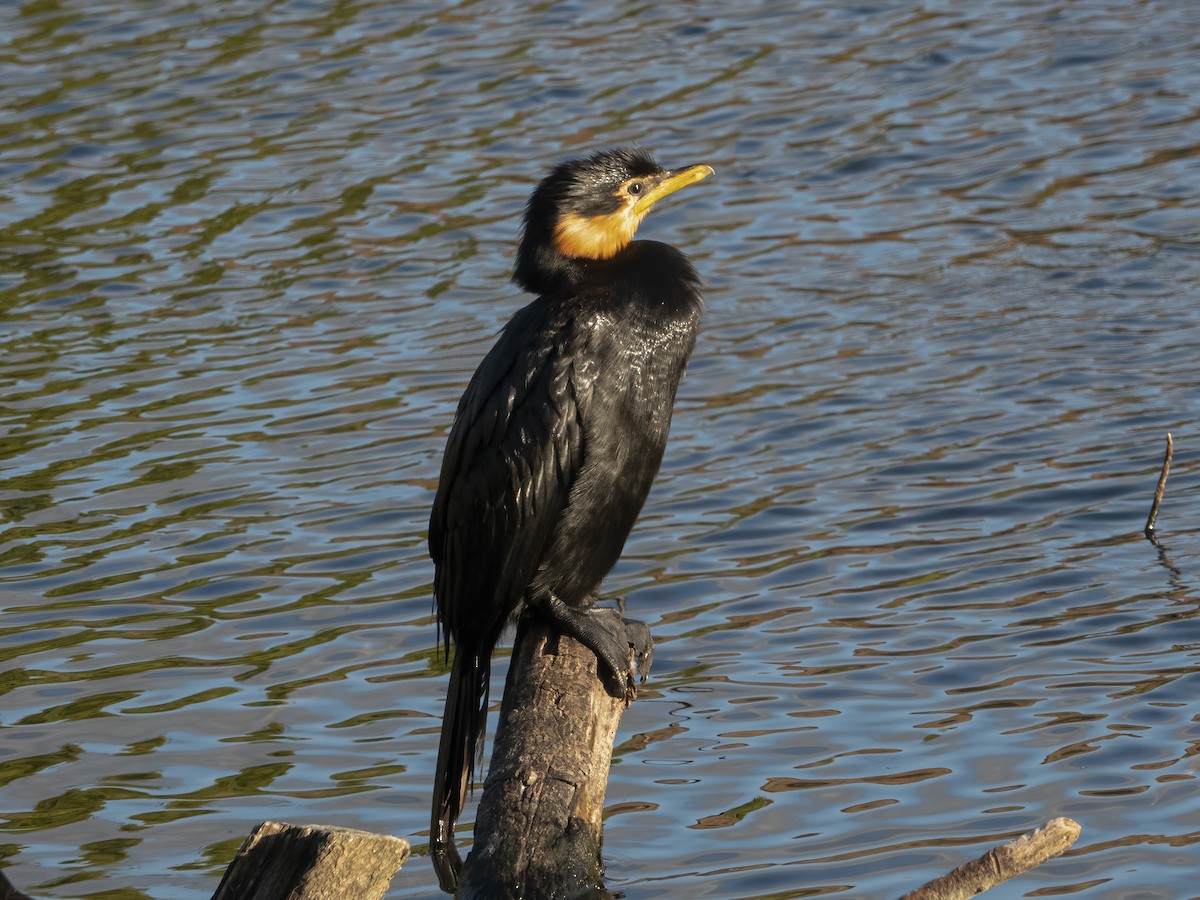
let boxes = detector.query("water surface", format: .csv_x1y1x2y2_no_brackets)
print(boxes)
2,2,1199,898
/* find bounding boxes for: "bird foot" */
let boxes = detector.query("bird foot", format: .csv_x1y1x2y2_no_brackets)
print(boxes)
622,616,654,684
536,593,654,701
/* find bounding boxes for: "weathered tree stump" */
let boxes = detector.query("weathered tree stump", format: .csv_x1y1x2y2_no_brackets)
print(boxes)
456,612,632,899
209,821,409,900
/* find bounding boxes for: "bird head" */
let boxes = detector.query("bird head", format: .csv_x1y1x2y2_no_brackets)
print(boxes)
514,147,713,294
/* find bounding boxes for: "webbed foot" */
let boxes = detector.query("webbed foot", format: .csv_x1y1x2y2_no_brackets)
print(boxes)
537,593,655,700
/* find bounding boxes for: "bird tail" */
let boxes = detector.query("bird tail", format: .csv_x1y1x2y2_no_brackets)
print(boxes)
430,644,491,892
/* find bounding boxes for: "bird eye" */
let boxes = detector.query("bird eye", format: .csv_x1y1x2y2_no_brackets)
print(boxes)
628,181,644,196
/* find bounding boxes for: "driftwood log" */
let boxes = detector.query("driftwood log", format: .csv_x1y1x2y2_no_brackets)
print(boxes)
209,821,409,900
899,817,1081,900
456,612,631,899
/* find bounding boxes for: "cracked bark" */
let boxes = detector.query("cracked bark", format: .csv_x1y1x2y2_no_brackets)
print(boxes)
456,613,629,900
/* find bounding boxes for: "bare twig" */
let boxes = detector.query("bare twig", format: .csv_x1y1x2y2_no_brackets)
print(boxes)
898,817,1081,900
1144,432,1174,536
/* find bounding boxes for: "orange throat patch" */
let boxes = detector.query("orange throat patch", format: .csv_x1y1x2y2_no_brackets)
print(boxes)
552,208,644,260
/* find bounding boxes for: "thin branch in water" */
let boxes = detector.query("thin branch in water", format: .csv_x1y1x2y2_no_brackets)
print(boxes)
898,817,1081,900
1144,432,1173,537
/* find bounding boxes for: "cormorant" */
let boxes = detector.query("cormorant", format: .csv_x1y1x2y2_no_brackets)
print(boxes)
428,147,713,891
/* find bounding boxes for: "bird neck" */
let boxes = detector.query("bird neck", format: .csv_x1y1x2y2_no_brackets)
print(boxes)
514,240,702,329
512,233,591,295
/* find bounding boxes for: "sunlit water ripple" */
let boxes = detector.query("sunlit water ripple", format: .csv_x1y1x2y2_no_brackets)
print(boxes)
2,2,1199,898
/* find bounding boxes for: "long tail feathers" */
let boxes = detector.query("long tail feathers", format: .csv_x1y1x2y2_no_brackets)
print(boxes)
430,647,490,893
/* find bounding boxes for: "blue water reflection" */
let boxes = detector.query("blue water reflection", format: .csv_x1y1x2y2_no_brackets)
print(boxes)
2,1,1199,898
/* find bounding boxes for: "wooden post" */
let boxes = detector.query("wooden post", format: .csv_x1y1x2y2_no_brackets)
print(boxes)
456,613,631,899
209,821,409,900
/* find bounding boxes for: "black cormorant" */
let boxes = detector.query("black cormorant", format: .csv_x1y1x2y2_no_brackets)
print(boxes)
428,147,713,891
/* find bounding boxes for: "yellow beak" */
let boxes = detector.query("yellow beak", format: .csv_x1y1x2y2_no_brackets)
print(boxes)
631,164,715,216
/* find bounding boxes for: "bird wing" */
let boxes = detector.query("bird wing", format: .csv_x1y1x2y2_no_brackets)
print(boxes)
429,299,593,646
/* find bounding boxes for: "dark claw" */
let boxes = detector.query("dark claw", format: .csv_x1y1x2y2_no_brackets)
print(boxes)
611,665,634,703
612,618,654,703
622,617,654,683
535,593,654,701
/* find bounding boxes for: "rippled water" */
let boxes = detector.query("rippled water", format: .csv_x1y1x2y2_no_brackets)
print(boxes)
3,2,1199,898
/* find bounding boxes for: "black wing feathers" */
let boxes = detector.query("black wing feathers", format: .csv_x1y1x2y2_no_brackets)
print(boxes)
430,299,588,648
